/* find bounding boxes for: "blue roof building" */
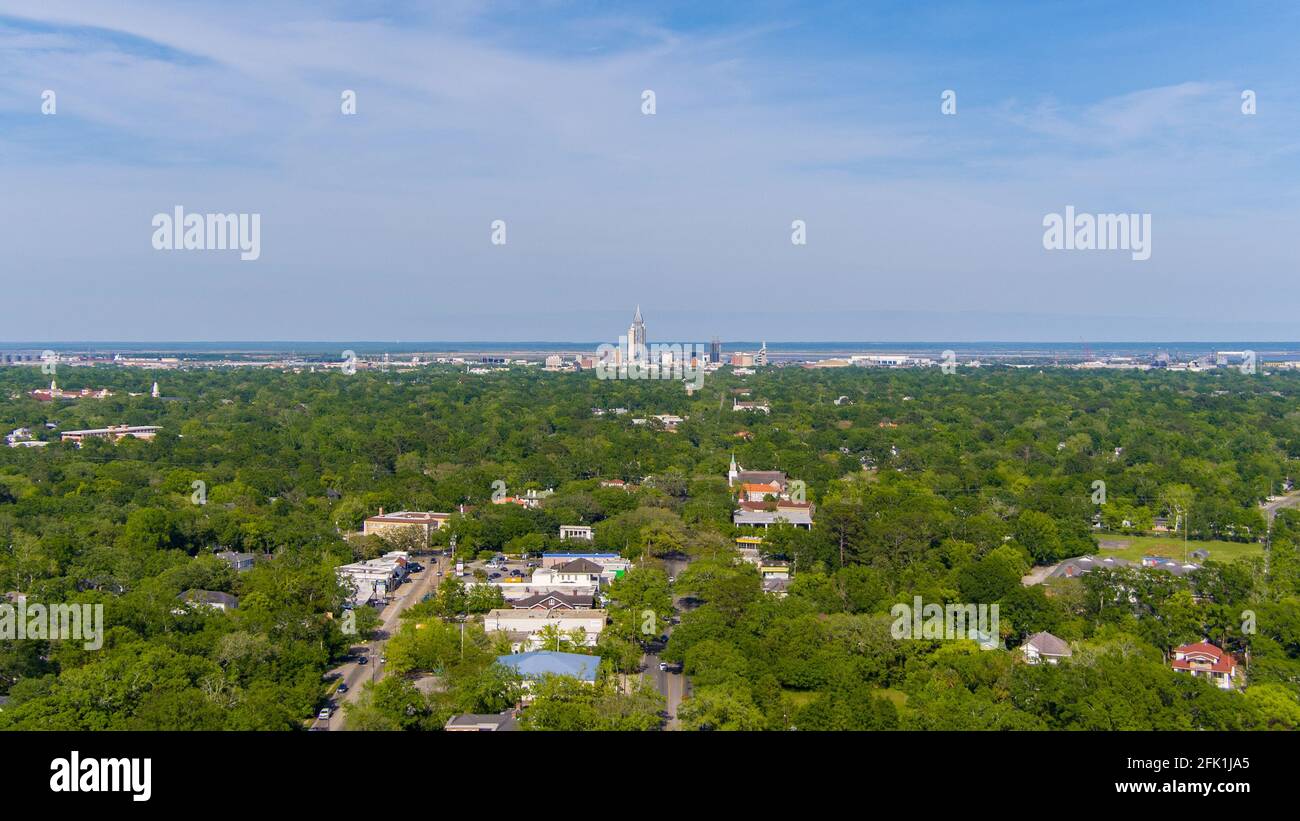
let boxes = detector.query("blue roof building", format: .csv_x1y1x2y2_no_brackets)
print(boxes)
496,650,600,683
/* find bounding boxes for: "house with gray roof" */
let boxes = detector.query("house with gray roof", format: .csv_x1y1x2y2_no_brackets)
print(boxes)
444,711,518,732
1020,631,1073,665
177,589,239,612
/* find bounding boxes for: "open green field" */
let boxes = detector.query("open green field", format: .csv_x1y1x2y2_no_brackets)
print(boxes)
1092,534,1263,564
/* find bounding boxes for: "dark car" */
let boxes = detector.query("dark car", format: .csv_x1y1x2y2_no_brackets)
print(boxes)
337,683,348,693
357,656,368,665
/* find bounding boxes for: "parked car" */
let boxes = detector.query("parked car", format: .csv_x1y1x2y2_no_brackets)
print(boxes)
357,656,368,665
658,662,669,671
337,683,348,693
318,707,332,720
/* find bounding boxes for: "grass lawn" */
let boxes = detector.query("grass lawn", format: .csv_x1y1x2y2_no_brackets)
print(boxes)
1091,534,1262,564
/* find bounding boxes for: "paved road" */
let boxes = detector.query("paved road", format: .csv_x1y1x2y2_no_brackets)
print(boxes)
315,553,448,730
640,554,692,730
1262,490,1300,527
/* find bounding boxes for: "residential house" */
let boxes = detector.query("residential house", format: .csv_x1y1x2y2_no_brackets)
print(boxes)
1020,631,1073,665
539,553,631,581
510,591,594,611
533,558,606,586
762,578,791,597
492,489,553,509
177,589,239,612
214,550,257,572
1171,641,1242,690
444,711,518,731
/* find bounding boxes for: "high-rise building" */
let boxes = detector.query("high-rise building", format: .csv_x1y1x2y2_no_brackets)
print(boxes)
756,341,768,367
710,337,722,364
627,305,647,363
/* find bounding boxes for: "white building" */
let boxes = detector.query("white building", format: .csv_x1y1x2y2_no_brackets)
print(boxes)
336,556,408,603
482,609,607,648
1020,632,1073,665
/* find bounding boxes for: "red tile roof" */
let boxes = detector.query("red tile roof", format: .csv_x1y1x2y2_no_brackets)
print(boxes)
1171,641,1238,674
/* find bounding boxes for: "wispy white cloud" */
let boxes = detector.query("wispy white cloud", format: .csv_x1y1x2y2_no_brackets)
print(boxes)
0,1,1296,341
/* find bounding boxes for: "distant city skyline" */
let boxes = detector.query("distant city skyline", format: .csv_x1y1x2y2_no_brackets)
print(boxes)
2,305,1297,345
2,2,1298,341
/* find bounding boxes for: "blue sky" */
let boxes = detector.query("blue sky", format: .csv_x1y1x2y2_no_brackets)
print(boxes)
1,1,1297,342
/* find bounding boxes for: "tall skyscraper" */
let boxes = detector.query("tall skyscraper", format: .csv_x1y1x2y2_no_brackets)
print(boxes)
757,341,768,366
627,305,647,363
710,337,722,364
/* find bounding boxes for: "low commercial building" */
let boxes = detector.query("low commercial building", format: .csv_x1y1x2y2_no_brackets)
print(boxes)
1048,554,1200,580
483,609,607,648
733,501,814,529
61,425,161,445
558,525,594,541
336,556,408,603
362,510,450,544
496,650,600,685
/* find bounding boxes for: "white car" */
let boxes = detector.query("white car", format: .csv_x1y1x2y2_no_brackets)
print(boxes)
659,662,669,671
318,707,332,720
